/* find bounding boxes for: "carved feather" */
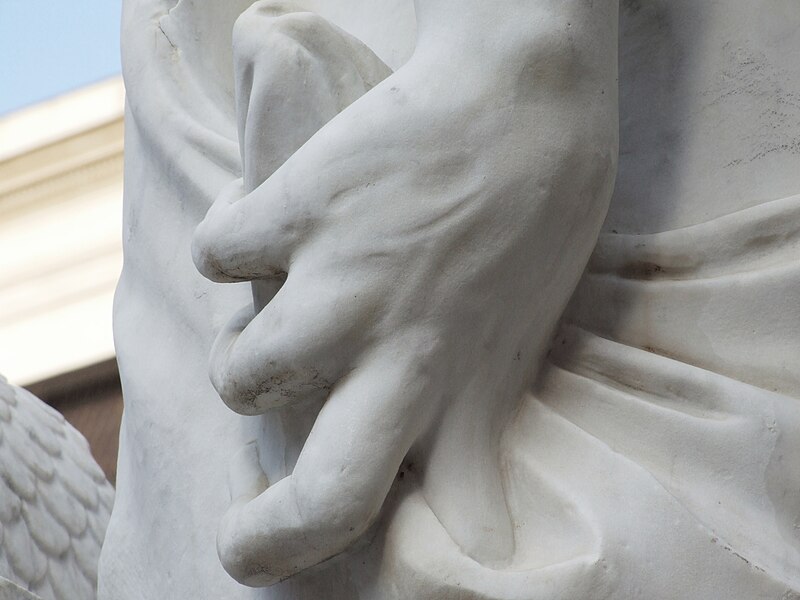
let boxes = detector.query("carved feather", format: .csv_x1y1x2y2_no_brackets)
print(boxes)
0,375,113,600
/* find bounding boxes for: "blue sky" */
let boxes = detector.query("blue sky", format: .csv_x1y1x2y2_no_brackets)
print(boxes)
0,0,122,115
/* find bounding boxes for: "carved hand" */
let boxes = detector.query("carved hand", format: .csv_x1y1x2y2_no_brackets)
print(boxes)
192,0,618,587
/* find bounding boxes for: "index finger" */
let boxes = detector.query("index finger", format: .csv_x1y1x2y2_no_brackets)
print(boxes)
216,337,435,586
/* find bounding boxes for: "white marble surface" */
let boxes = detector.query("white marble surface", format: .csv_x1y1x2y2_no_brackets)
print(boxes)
100,1,800,598
0,577,41,600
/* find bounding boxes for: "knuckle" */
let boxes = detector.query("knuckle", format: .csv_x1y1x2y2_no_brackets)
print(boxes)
191,217,249,283
235,0,297,30
220,363,332,415
191,221,229,282
217,512,265,585
192,183,245,282
211,334,334,415
234,3,323,61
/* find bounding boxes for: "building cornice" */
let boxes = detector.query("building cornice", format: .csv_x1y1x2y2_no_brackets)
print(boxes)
0,78,125,384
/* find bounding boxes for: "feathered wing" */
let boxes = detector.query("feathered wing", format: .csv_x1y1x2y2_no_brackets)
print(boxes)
0,375,114,600
0,576,42,599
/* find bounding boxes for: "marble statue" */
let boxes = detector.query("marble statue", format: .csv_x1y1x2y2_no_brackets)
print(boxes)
100,0,800,598
0,376,113,600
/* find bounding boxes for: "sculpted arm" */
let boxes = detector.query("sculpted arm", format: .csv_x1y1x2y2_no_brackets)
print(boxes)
193,0,619,587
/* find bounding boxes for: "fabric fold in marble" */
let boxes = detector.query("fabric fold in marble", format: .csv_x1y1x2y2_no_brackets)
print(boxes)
369,195,800,599
571,194,800,396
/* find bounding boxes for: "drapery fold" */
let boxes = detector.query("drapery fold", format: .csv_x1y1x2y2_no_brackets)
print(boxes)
374,195,800,599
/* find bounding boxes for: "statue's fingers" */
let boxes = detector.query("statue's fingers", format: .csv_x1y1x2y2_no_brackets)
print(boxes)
208,269,372,415
233,1,391,191
217,343,433,586
190,166,301,283
192,4,391,285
